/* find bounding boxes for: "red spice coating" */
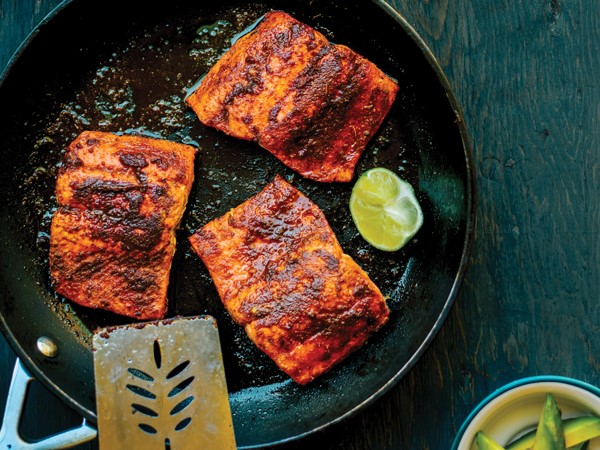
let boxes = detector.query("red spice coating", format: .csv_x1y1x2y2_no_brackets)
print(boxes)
186,11,398,182
189,175,389,384
50,131,196,320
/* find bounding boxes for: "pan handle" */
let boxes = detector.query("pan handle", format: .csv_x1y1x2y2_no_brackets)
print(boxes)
0,359,98,449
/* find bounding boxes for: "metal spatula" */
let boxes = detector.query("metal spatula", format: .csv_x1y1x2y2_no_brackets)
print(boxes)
93,316,236,450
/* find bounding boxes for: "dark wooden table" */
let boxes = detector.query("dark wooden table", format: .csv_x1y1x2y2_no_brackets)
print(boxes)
1,0,598,448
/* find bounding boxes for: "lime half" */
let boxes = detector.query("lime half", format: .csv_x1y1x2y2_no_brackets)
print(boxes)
349,167,424,252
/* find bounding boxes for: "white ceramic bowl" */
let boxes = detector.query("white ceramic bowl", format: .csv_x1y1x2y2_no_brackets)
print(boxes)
452,376,600,450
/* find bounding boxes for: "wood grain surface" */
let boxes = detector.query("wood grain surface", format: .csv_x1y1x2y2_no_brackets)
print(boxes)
1,0,598,448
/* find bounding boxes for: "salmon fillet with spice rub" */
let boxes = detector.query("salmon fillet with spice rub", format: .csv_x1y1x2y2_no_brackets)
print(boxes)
50,131,196,320
186,11,398,183
189,175,389,384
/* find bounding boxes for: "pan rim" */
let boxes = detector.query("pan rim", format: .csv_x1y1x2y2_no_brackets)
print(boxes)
0,0,477,446
0,0,96,423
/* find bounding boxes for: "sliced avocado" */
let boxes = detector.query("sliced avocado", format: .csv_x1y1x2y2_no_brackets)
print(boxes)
563,416,600,447
567,440,589,450
476,430,506,450
531,394,566,450
507,415,600,449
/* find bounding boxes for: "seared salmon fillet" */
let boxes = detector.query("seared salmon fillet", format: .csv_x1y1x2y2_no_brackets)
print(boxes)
50,131,196,320
189,175,389,384
186,11,398,183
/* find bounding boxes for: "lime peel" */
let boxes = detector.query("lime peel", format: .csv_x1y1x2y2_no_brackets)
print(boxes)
349,167,423,252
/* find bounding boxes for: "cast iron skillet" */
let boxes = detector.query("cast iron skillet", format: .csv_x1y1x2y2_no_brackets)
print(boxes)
0,0,475,447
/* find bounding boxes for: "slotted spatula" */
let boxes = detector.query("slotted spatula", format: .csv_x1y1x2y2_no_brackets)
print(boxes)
93,316,236,450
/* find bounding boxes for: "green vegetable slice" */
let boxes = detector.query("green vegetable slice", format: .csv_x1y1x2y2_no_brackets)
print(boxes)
567,440,589,450
476,430,506,450
507,415,600,450
531,394,566,450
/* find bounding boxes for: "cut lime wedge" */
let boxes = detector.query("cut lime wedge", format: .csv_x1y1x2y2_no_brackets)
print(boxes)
349,167,423,252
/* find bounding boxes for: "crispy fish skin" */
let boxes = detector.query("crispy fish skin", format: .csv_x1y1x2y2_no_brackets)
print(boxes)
186,11,398,183
189,175,389,384
50,131,196,320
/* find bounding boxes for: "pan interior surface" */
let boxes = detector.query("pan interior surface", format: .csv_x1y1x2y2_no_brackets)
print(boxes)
0,0,474,447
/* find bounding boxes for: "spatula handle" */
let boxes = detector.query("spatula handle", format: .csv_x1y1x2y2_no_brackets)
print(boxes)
0,359,97,449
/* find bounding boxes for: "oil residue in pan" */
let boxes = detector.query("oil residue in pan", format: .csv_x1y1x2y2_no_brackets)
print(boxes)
19,2,429,392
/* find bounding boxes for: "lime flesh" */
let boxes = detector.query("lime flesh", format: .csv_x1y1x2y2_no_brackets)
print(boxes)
349,167,423,252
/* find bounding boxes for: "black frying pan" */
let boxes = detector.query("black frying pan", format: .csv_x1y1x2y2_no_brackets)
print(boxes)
0,0,475,447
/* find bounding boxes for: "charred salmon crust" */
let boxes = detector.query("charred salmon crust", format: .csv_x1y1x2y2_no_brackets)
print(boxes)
186,11,399,183
49,131,196,320
189,175,389,384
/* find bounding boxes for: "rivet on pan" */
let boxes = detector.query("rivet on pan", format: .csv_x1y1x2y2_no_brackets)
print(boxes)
36,336,58,358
